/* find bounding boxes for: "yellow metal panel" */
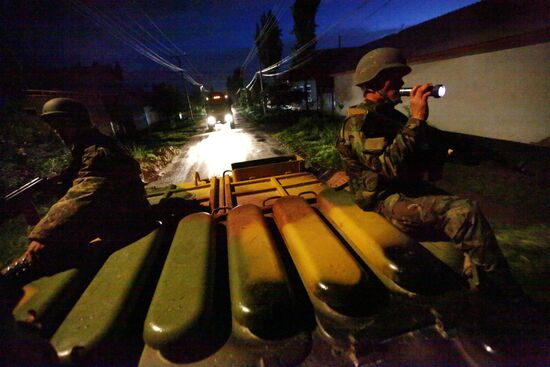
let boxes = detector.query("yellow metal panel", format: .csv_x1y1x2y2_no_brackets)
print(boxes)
227,172,326,209
227,204,295,338
277,173,320,187
317,189,464,297
272,196,375,317
317,189,414,296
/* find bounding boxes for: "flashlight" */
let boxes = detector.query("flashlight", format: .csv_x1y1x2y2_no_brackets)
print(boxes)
399,84,446,98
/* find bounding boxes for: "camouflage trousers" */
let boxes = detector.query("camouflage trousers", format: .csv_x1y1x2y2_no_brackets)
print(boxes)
375,193,507,273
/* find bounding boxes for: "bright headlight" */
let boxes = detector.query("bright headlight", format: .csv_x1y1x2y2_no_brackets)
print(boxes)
224,113,233,123
207,116,216,125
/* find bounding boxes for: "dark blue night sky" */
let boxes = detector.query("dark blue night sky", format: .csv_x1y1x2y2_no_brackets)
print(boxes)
1,0,478,90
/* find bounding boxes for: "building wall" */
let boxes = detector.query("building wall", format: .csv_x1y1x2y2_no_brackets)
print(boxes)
333,42,550,144
334,73,363,115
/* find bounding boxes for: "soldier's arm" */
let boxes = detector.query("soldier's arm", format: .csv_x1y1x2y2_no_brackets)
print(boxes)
27,178,104,246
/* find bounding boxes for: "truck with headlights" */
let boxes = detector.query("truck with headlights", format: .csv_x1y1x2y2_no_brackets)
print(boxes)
204,92,234,131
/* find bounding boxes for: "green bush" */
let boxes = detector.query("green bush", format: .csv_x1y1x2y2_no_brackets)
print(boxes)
274,113,343,169
0,114,69,195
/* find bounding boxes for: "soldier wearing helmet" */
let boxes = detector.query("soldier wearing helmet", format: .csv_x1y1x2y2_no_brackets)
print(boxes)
0,98,154,289
336,48,524,299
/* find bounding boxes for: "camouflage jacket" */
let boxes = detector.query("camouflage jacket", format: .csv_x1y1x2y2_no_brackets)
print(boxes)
28,128,151,246
336,100,429,210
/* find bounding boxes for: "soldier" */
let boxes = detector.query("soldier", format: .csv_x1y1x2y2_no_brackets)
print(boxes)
336,48,522,299
0,98,154,289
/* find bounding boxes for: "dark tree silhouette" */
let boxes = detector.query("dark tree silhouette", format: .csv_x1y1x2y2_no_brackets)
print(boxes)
255,10,283,70
291,0,321,63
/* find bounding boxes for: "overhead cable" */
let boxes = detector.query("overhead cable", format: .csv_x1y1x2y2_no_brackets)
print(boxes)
71,0,203,87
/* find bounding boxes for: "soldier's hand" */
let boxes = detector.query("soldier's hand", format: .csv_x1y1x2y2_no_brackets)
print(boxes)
410,83,432,122
24,241,46,263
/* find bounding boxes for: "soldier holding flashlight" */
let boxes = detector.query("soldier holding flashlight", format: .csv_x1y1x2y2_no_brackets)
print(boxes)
336,47,523,299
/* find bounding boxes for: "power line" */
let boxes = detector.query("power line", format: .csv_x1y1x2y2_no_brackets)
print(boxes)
71,0,203,87
137,6,206,83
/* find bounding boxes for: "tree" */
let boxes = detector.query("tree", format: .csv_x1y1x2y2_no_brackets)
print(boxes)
226,67,244,96
255,10,283,70
291,0,321,63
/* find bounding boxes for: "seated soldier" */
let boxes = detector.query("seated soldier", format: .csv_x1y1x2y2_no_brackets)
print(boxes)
336,48,524,300
0,98,154,289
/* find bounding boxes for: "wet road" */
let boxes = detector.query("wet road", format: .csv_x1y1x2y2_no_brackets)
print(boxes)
147,109,292,187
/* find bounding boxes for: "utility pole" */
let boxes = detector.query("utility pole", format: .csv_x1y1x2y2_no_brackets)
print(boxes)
258,69,266,115
175,55,194,120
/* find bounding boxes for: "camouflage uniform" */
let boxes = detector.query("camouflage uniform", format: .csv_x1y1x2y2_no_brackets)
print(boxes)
27,128,152,273
336,101,506,273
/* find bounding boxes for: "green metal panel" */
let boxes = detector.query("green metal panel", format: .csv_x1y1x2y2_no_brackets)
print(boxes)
13,269,83,335
50,227,164,363
143,213,215,350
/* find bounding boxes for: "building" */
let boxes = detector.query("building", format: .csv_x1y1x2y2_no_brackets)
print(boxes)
330,0,549,144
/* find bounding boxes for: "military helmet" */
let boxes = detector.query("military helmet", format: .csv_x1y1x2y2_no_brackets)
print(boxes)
40,98,92,128
353,47,411,87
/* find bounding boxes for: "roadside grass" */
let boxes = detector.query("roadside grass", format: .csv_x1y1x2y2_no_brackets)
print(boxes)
1,217,29,266
0,114,70,196
496,224,550,303
244,108,344,169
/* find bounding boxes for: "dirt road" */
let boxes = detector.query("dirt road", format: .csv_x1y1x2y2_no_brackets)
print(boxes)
147,109,292,187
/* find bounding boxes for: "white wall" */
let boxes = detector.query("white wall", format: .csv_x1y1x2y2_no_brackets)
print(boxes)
334,72,363,115
334,42,550,144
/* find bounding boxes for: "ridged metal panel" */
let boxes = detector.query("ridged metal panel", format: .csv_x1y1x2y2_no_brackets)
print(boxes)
50,227,164,363
143,213,215,351
227,204,295,339
272,196,384,338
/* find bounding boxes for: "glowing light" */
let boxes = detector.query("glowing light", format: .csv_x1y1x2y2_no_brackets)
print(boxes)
205,97,209,101
435,85,446,98
483,344,495,353
207,116,216,125
224,113,233,123
58,350,72,358
180,127,254,179
240,304,251,314
151,324,163,333
213,95,221,100
224,95,228,99
179,112,183,119
389,263,399,271
318,283,328,291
